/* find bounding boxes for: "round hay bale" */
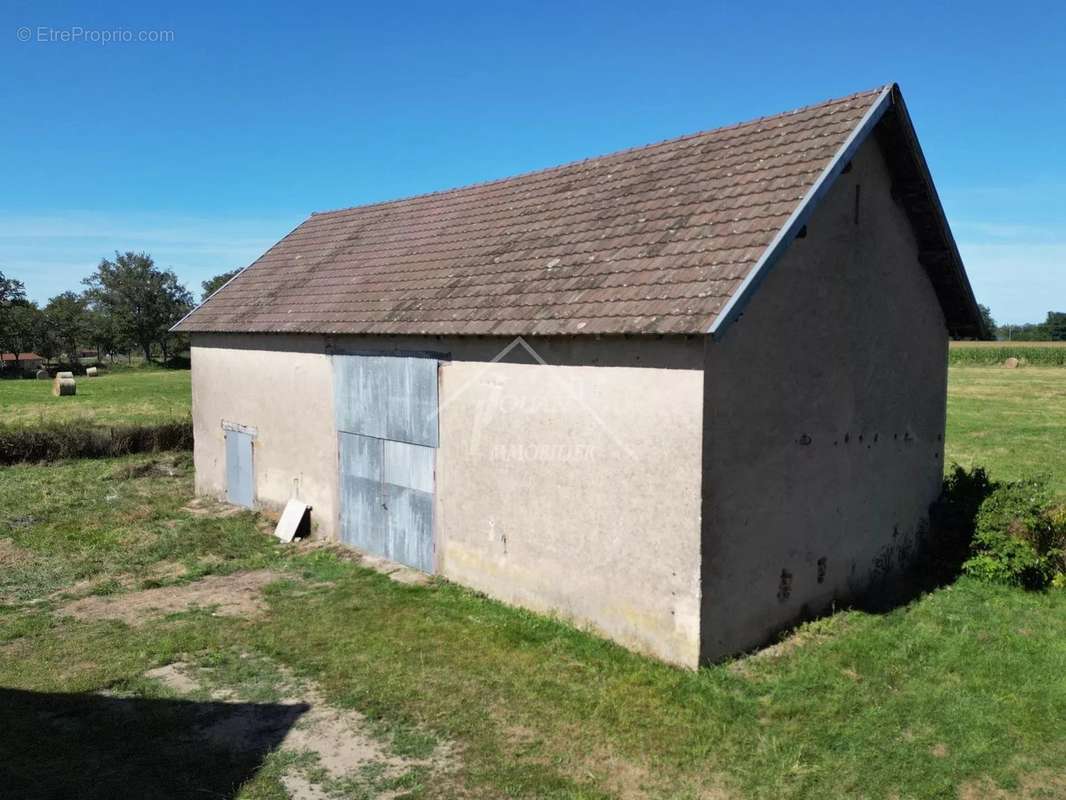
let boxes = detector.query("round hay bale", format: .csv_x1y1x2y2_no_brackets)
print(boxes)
53,376,76,397
86,366,99,377
1004,357,1020,369
35,369,50,380
56,371,75,380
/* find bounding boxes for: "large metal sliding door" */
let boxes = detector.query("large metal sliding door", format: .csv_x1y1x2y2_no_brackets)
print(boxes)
334,355,438,572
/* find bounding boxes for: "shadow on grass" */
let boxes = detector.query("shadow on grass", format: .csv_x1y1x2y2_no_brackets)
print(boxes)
0,687,308,799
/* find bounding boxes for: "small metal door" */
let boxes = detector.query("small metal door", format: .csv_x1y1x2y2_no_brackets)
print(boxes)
334,355,438,572
225,429,255,508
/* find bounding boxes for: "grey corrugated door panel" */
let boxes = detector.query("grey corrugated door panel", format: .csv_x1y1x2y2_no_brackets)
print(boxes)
384,485,434,572
338,432,386,553
225,430,254,508
338,434,435,572
386,357,438,447
383,439,435,572
383,438,434,492
334,355,385,439
333,355,438,447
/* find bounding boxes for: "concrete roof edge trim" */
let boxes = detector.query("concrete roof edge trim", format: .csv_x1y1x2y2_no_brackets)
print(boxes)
706,84,895,339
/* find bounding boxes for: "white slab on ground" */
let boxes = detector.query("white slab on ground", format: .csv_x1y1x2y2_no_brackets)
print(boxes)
274,500,311,542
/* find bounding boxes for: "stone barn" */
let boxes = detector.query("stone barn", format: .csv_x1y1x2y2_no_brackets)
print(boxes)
174,84,984,667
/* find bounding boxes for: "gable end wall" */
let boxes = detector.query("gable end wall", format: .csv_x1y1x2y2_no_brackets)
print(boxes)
699,133,949,661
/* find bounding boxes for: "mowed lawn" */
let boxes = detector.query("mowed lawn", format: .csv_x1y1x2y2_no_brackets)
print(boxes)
0,368,191,427
0,365,1064,799
946,366,1066,496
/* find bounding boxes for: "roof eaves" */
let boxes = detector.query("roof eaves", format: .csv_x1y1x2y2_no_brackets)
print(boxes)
880,85,987,339
707,84,895,339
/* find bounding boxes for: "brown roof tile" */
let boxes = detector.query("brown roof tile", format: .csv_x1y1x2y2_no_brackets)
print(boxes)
177,87,889,336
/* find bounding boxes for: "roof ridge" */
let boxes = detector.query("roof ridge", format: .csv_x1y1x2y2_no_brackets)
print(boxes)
309,85,890,219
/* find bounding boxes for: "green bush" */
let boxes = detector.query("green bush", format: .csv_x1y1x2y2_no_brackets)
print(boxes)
0,419,192,465
962,475,1066,589
926,465,996,584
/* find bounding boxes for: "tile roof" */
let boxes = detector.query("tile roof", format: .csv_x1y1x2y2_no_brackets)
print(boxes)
176,87,893,336
1,352,42,362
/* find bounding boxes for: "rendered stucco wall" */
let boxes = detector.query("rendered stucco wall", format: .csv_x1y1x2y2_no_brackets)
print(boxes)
191,332,706,666
436,355,704,668
700,134,949,661
190,335,340,536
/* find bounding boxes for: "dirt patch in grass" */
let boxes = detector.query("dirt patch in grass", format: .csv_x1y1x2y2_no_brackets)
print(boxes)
61,570,279,625
142,560,190,583
181,496,247,518
48,561,192,603
0,538,32,567
960,769,1066,799
147,659,456,799
357,553,431,586
107,455,188,481
144,662,200,693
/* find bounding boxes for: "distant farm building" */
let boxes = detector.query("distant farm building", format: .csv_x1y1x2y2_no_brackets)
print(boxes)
175,84,984,666
1,353,44,374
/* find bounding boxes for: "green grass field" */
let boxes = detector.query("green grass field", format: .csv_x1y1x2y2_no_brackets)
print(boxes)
0,365,1064,798
2,454,1065,799
0,369,191,427
946,366,1066,496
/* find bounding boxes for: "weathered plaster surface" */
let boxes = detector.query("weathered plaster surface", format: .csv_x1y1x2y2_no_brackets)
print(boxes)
190,333,706,666
190,334,340,536
699,134,949,661
436,354,704,667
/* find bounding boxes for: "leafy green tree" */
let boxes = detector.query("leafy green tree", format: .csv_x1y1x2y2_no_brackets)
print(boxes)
201,269,239,302
1047,311,1066,342
35,325,61,364
1003,322,1048,341
44,292,89,362
0,270,25,306
0,270,28,358
83,252,193,362
996,312,1065,341
978,304,996,340
0,301,44,370
85,305,121,362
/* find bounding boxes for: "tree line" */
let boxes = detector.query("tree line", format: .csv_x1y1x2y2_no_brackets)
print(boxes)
979,304,1066,342
963,305,1061,343
995,312,1066,342
0,253,237,372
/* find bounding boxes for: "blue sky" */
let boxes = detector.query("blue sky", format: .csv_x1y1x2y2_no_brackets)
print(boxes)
1,1,1062,323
